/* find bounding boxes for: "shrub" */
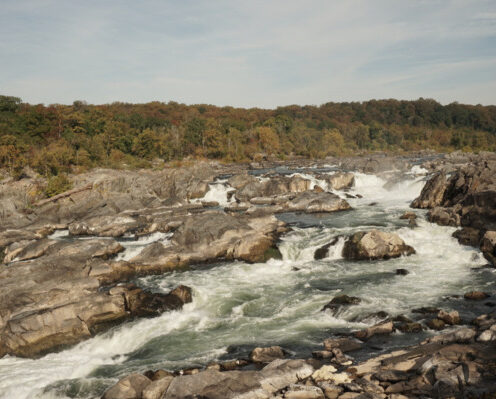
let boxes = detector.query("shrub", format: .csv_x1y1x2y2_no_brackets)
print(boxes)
45,174,73,198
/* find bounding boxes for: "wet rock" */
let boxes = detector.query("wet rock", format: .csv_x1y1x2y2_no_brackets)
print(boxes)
412,306,440,315
426,318,446,331
399,212,416,220
397,322,423,333
464,291,490,300
342,230,415,261
250,346,286,363
427,206,460,227
312,350,334,359
437,310,460,325
322,295,361,314
452,227,484,247
395,269,409,275
314,237,339,260
169,285,193,304
411,172,448,209
220,359,249,371
125,285,192,317
144,369,174,381
322,337,363,353
481,230,496,266
102,373,151,399
354,321,394,340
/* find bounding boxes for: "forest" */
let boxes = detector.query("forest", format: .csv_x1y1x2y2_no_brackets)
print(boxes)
1,94,496,180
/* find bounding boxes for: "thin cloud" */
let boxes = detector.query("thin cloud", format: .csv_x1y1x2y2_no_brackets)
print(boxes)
1,0,495,106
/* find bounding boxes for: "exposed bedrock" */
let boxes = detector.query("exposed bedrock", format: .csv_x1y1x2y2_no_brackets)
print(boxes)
0,236,196,359
0,162,220,230
125,211,288,273
342,229,415,261
411,159,496,264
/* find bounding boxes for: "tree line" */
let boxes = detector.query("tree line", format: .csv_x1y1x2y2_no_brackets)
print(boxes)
1,94,495,178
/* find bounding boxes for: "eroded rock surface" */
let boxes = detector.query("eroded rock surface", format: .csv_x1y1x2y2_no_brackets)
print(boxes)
342,230,415,260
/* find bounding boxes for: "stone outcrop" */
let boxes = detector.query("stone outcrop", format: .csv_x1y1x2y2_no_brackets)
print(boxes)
411,172,448,208
100,316,496,398
234,175,312,201
342,230,415,260
128,211,287,269
412,159,496,265
0,236,193,358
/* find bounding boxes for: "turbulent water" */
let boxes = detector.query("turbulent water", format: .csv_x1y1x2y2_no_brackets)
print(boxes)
0,170,493,399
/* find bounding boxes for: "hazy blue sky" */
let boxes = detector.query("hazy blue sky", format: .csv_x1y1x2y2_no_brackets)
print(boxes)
1,0,495,107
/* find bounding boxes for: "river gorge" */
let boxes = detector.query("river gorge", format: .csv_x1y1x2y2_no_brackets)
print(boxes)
0,153,495,398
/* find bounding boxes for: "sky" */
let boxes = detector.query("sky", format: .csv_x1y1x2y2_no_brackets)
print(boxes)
1,0,496,108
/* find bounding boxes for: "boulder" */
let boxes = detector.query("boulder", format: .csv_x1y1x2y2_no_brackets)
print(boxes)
399,212,416,220
250,346,285,363
395,269,409,275
326,172,355,190
396,322,423,333
164,369,262,398
284,384,325,399
314,238,339,260
427,206,460,226
342,230,415,260
142,376,174,399
286,192,351,213
453,227,484,247
464,291,490,301
426,319,446,331
322,295,361,314
125,285,192,317
163,359,314,399
322,337,363,353
481,230,496,265
411,172,448,208
354,321,394,340
437,310,460,325
102,374,151,399
312,365,352,384
477,325,496,342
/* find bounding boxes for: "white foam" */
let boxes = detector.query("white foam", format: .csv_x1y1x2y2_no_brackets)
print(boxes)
47,229,69,239
288,173,330,192
409,165,429,176
116,232,173,261
194,182,235,207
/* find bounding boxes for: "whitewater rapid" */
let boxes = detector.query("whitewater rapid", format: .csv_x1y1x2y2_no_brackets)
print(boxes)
0,170,491,399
